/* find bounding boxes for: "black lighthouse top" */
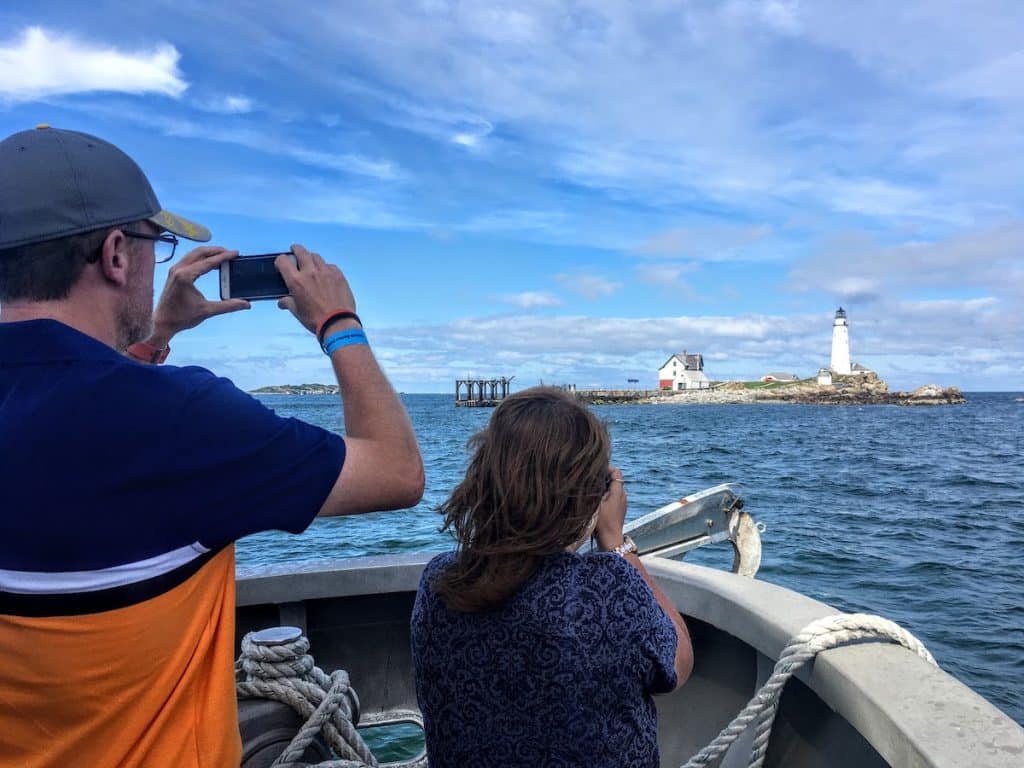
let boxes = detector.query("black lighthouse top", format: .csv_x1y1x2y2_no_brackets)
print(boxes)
835,307,847,320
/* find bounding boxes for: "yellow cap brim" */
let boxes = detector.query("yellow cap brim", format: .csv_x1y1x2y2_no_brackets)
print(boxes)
149,210,211,242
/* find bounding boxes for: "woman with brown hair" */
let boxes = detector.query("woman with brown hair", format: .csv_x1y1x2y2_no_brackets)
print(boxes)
411,386,693,767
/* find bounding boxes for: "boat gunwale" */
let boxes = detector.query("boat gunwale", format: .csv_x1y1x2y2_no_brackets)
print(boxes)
236,553,1024,767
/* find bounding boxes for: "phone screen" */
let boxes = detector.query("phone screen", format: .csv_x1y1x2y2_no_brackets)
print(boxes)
225,254,290,300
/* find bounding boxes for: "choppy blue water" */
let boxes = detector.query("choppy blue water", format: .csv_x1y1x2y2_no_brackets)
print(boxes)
239,392,1024,726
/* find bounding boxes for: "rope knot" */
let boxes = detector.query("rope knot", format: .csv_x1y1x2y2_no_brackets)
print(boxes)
236,626,379,767
240,630,316,681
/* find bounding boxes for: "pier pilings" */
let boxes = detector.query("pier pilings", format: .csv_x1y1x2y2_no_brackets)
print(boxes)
455,376,514,407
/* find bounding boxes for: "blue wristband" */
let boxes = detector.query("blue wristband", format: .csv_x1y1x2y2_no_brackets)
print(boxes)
322,328,369,355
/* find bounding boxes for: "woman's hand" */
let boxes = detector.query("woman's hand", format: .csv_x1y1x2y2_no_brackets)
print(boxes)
594,466,627,551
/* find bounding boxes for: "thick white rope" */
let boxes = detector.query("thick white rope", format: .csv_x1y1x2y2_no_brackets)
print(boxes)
681,613,937,768
236,631,379,768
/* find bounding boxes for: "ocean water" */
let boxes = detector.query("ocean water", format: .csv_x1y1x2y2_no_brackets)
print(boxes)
238,392,1024,727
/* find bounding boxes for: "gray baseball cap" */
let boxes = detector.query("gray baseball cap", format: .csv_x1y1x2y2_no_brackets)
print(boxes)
0,124,211,250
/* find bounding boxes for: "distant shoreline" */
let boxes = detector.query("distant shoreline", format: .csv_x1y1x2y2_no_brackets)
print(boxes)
576,388,966,406
251,384,340,395
573,374,965,406
252,376,969,406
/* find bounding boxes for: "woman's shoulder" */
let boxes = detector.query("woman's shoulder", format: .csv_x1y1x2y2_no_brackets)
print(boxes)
417,551,456,590
426,550,456,567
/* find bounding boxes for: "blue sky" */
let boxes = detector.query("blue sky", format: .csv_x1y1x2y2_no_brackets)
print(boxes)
2,1,1022,392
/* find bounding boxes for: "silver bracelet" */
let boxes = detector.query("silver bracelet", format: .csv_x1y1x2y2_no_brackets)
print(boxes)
611,535,637,557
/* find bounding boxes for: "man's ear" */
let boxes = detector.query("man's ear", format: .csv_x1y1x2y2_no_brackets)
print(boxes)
98,229,131,288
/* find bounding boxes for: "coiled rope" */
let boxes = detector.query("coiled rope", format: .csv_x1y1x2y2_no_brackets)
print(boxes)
235,628,380,768
239,613,932,768
681,613,937,768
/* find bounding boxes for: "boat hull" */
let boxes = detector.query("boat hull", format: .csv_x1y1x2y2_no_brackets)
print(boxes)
236,555,1024,767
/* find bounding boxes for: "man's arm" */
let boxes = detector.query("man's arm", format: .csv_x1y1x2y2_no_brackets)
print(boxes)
276,245,424,517
596,467,694,690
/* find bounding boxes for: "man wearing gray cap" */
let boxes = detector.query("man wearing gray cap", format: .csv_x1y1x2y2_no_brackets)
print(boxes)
0,126,424,767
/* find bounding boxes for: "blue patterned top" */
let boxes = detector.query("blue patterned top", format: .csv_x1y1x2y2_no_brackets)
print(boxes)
411,551,678,767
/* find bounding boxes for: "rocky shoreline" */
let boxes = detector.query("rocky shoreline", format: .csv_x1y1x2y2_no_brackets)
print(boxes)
251,383,339,395
577,374,965,406
250,375,966,406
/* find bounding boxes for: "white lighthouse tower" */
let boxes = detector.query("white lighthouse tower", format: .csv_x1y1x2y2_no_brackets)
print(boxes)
830,307,852,375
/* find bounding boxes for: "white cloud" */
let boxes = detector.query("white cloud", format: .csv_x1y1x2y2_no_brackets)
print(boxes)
326,72,500,152
635,264,694,284
290,1,1023,231
554,272,622,300
195,94,254,114
936,49,1024,105
74,102,402,181
451,118,493,148
634,225,772,260
831,277,880,303
90,1,1023,252
822,178,969,224
789,222,1024,301
634,264,701,299
0,27,186,101
187,173,421,229
463,209,569,236
725,0,802,34
494,291,562,309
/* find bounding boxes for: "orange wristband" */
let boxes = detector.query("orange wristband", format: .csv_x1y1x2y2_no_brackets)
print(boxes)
126,341,170,364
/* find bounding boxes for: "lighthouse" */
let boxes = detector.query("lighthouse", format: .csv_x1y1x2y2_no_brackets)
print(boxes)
830,307,852,375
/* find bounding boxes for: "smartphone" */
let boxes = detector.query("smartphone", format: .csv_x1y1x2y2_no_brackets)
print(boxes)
219,252,296,301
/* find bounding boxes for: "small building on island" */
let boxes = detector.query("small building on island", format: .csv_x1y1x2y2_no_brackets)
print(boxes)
760,372,799,383
658,351,710,391
817,368,833,386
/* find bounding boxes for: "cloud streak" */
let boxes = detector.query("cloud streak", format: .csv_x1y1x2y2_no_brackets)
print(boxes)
493,291,562,309
194,94,253,114
555,272,622,300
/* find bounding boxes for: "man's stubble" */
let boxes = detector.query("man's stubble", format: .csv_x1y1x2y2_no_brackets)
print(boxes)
115,249,154,352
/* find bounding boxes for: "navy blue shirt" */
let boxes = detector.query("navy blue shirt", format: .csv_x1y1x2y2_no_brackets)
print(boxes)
0,319,345,615
411,551,678,768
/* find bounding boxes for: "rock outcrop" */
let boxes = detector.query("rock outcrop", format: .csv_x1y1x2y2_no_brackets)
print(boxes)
584,372,966,406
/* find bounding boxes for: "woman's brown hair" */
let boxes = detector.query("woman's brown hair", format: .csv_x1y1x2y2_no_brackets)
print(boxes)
432,386,611,612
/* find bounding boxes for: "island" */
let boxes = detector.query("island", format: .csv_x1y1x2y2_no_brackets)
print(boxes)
250,383,339,395
575,373,965,406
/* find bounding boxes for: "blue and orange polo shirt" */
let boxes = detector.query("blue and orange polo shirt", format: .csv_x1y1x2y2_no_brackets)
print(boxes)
0,319,346,767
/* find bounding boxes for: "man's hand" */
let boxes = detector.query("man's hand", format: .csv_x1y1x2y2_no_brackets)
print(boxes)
276,244,357,335
148,247,250,347
594,466,628,551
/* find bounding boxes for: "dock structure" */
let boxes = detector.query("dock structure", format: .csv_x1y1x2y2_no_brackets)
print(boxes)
455,376,514,407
